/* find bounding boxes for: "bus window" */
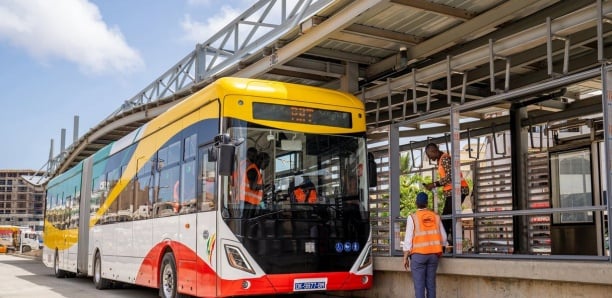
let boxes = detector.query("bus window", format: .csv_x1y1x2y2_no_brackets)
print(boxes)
135,174,153,220
184,133,197,160
91,174,106,224
105,168,120,224
156,165,180,217
180,160,197,214
198,146,217,211
118,164,134,222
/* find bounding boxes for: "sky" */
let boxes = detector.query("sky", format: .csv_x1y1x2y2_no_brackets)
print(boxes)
0,0,252,171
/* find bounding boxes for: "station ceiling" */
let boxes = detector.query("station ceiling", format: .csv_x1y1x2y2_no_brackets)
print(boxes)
51,0,611,176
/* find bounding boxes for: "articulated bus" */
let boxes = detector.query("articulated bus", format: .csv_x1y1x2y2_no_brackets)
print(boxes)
43,77,376,297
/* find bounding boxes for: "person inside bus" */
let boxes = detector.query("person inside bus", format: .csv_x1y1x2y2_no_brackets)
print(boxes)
291,175,317,204
255,152,272,201
232,147,258,198
240,151,270,217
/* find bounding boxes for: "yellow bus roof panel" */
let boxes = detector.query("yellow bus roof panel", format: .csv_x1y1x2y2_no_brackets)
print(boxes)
217,77,366,134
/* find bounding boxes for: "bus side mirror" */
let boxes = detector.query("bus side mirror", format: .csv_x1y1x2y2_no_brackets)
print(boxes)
368,152,377,187
218,144,235,176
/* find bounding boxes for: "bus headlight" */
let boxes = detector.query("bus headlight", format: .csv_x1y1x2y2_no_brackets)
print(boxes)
225,245,255,274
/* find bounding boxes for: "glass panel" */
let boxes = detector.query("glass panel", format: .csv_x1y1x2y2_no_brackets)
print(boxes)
223,124,368,223
155,165,180,217
135,174,153,220
184,133,197,160
105,168,120,224
180,160,197,214
198,147,217,211
551,148,593,224
167,141,181,165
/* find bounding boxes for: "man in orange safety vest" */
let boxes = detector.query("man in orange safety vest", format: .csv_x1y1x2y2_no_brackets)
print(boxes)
403,192,447,298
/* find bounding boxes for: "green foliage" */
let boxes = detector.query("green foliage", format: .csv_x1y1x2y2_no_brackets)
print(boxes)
397,152,446,217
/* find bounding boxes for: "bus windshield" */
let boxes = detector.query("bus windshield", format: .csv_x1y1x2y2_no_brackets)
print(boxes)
222,123,370,273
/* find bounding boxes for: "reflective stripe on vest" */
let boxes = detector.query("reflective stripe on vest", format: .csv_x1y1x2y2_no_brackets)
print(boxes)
241,163,262,205
437,153,469,192
410,210,443,254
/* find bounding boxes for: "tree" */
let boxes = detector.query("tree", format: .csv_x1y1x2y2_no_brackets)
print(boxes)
398,152,441,217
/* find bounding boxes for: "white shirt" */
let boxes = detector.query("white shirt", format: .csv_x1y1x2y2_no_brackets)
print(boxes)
402,208,448,252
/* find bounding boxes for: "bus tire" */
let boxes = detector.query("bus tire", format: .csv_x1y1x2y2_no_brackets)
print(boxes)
93,252,111,290
159,252,178,298
22,245,31,253
54,251,66,278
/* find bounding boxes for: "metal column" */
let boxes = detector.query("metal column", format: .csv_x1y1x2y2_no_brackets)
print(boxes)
603,65,612,262
450,104,463,254
510,103,529,254
389,124,401,256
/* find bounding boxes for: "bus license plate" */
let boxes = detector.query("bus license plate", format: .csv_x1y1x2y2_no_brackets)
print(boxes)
293,278,328,292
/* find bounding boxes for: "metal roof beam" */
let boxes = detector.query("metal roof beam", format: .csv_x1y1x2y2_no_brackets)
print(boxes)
267,67,340,81
233,0,393,79
342,23,423,45
330,31,401,51
390,0,475,21
360,1,612,101
305,46,381,64
308,15,423,46
367,0,559,77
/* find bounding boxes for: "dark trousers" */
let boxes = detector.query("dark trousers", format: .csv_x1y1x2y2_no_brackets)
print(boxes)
442,193,467,245
410,253,440,298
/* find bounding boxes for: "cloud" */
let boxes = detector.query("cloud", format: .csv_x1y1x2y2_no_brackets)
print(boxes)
0,0,143,75
181,5,242,43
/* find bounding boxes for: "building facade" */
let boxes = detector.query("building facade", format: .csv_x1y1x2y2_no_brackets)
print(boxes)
0,170,45,231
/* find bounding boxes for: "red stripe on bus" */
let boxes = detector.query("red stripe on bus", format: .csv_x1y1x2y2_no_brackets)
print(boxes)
135,241,371,297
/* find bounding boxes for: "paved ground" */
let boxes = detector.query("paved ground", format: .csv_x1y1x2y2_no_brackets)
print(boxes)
0,253,158,298
0,252,351,297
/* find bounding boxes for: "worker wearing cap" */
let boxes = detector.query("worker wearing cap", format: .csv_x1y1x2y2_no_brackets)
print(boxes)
403,192,447,298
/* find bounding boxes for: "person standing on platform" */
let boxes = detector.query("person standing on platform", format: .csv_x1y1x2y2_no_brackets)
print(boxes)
403,192,447,298
422,143,469,247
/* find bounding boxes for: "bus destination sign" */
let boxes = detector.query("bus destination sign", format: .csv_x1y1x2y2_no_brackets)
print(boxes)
252,102,352,128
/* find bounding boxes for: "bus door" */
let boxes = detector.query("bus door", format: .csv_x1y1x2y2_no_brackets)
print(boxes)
196,144,218,297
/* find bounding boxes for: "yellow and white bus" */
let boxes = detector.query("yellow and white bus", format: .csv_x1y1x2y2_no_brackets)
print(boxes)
43,77,375,297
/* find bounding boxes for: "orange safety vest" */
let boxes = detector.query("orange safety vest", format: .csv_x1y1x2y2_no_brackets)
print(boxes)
410,210,443,255
438,153,468,192
240,163,262,205
293,187,317,203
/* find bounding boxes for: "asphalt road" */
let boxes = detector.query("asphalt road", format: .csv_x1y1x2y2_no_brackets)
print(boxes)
0,253,158,298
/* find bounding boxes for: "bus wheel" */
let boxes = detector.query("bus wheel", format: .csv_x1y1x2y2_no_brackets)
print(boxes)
54,251,66,278
93,252,111,289
22,245,31,253
159,252,178,298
